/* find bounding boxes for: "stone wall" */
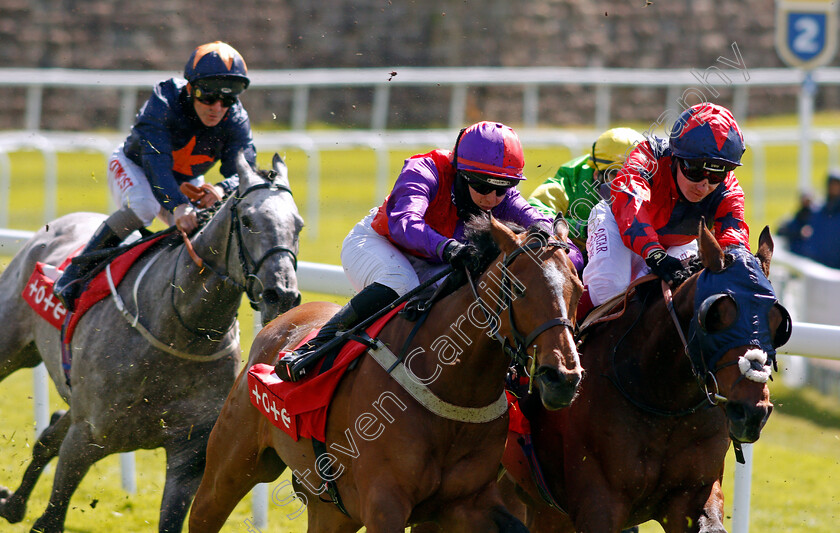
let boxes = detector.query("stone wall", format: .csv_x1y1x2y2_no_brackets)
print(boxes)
0,0,835,131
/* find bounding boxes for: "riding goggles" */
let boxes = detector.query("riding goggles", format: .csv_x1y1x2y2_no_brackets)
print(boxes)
193,88,239,107
462,171,515,196
193,78,247,107
679,158,735,185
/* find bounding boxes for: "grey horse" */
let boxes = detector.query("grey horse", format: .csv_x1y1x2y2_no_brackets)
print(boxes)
0,153,303,532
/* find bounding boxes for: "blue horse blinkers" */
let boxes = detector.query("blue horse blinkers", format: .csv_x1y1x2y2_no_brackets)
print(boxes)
687,246,792,377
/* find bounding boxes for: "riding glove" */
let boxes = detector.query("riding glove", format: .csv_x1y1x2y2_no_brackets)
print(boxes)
442,241,483,273
645,249,689,286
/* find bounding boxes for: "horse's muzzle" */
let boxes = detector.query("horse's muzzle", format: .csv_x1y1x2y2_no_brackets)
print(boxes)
535,365,583,410
726,400,773,443
260,288,302,324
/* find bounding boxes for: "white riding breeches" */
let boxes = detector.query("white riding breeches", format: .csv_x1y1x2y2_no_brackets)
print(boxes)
106,144,204,227
341,210,449,297
583,200,698,306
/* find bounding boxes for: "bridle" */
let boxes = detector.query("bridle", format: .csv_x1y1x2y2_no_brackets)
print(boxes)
190,180,299,310
227,182,299,310
467,234,576,370
171,179,299,338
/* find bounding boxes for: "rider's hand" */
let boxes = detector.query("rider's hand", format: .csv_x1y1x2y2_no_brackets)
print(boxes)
196,183,224,208
442,241,483,273
645,249,689,286
174,203,199,233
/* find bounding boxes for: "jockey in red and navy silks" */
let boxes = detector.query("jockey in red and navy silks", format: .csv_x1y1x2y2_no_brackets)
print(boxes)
55,41,256,312
579,103,750,319
275,121,584,382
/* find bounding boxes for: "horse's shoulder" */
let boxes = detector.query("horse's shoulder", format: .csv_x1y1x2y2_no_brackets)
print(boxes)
249,301,338,364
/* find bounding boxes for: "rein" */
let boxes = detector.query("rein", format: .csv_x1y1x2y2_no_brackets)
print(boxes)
107,179,297,362
661,281,733,406
180,182,299,310
605,280,716,418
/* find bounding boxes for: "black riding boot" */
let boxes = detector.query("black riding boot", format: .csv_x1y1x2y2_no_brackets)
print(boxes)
54,222,124,311
275,282,399,382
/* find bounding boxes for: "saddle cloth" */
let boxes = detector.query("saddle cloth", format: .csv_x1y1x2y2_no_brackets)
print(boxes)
62,235,167,342
248,305,404,443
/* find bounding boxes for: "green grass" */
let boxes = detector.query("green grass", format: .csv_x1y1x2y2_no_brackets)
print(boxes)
2,118,840,531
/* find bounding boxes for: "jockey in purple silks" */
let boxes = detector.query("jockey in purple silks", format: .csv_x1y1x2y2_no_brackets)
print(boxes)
54,41,256,311
276,121,584,382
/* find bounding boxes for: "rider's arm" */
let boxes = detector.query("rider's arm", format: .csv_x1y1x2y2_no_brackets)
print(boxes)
610,141,666,258
712,175,751,249
131,82,192,213
385,157,450,260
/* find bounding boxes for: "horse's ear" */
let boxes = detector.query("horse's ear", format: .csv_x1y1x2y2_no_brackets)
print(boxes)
553,215,569,242
237,151,261,192
698,219,725,272
490,215,519,255
756,225,774,277
271,153,291,187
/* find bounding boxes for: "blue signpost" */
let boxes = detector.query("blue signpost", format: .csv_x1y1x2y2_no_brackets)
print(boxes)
775,0,838,196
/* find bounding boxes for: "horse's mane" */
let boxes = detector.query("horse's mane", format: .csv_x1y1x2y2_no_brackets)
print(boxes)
462,215,553,273
400,217,553,321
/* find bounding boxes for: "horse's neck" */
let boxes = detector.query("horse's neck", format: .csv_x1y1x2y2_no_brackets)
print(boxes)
613,287,703,407
167,206,243,334
408,279,510,408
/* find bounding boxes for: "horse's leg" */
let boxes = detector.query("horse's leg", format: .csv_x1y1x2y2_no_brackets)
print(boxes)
0,341,41,383
30,420,109,533
157,420,217,533
189,410,286,532
659,481,726,533
0,410,69,524
354,481,413,533
432,483,529,533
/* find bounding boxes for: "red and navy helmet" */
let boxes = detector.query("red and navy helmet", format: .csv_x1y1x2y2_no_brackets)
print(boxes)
455,121,525,186
669,103,744,166
184,41,250,90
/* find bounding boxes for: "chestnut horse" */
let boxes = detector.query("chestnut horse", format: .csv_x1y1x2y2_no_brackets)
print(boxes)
189,218,584,532
501,225,791,532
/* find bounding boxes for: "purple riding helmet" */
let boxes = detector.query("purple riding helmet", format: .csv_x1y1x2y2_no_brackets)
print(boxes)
455,121,526,187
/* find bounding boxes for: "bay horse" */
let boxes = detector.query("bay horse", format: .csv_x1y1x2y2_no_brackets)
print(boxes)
189,218,584,532
0,153,303,533
500,224,792,532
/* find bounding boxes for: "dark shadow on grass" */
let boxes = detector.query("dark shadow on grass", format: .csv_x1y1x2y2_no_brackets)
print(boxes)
771,382,840,429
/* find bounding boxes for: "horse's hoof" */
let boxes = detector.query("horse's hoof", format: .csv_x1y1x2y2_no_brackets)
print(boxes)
0,487,26,524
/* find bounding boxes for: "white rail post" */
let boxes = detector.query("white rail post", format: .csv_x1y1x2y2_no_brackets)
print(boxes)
798,71,816,196
33,363,50,437
120,452,137,494
731,443,754,533
251,310,269,529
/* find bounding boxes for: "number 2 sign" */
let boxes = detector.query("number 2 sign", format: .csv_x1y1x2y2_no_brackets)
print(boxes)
776,0,838,69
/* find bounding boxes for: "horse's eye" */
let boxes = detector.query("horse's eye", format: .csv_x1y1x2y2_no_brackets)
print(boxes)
698,294,737,333
241,215,253,229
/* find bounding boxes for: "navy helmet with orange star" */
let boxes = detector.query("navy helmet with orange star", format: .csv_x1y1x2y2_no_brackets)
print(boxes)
184,41,250,104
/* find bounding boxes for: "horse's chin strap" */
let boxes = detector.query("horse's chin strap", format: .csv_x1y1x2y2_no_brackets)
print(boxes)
661,281,728,407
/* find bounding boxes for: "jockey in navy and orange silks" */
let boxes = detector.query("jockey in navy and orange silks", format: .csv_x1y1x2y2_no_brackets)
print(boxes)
275,121,584,382
54,41,256,311
578,103,749,320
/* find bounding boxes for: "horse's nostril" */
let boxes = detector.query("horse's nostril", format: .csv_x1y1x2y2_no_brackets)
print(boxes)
261,289,280,305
